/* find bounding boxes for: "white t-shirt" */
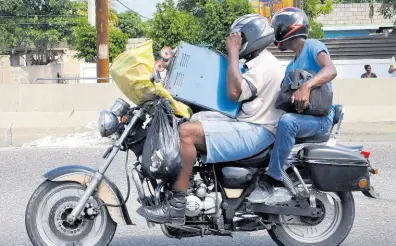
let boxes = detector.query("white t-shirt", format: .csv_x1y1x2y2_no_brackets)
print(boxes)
237,49,284,135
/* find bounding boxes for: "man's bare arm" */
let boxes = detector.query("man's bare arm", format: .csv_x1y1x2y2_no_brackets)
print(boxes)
226,33,243,101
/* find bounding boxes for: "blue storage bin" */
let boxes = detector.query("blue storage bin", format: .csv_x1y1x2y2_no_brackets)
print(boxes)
164,42,245,118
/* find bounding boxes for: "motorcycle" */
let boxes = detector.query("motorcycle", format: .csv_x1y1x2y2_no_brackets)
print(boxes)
25,76,379,245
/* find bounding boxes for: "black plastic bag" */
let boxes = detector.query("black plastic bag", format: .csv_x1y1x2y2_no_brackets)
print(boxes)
142,101,182,180
275,69,333,116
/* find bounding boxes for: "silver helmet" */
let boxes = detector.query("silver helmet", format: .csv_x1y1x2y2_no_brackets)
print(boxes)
230,14,275,58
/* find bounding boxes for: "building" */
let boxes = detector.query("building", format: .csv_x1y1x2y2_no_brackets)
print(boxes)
249,0,300,19
317,3,395,39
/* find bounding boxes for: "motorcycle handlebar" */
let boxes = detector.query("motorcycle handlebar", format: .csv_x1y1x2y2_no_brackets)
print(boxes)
161,99,175,114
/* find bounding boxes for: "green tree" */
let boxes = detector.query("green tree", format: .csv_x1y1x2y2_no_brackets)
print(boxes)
303,0,334,39
73,24,128,63
177,0,208,16
0,0,86,63
149,0,253,54
117,11,148,38
148,0,202,53
0,0,123,62
199,0,254,53
338,0,370,2
378,0,396,23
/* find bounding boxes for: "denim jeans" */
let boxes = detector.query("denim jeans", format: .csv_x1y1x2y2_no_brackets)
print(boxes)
267,112,333,181
191,111,275,164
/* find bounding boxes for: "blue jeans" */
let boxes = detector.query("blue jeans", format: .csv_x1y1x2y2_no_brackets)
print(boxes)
267,112,333,181
191,111,275,163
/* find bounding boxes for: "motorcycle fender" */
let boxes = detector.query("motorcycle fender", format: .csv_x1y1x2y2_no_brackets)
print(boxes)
43,165,134,225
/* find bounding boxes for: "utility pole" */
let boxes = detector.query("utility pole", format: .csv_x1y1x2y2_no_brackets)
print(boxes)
96,0,109,83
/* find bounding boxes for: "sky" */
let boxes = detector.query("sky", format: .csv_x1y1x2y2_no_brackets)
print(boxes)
113,0,171,19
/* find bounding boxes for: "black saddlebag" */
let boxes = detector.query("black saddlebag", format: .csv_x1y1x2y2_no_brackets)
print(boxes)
299,145,370,192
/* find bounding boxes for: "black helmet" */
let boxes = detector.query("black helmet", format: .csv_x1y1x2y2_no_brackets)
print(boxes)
230,14,274,58
271,7,309,45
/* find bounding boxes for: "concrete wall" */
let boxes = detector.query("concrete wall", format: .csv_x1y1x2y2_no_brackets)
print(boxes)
1,79,396,146
0,56,12,84
316,3,395,26
0,50,81,84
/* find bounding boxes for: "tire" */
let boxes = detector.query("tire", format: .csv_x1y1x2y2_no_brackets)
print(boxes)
268,191,355,246
25,180,117,246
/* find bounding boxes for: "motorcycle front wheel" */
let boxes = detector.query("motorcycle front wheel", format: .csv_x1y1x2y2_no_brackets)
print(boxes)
25,181,117,246
268,184,355,246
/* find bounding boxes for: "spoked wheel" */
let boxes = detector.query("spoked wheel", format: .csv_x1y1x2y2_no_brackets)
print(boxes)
25,181,116,246
268,181,355,246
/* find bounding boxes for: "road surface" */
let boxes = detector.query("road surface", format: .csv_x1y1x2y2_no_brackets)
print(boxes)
1,142,395,246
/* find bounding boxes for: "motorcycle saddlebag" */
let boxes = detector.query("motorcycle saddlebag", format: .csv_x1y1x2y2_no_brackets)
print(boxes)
299,145,370,192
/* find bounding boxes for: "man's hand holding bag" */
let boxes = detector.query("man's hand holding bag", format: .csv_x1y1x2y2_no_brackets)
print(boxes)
275,69,333,116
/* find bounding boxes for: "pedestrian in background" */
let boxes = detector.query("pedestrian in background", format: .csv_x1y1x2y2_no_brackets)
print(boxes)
361,65,377,78
389,56,396,78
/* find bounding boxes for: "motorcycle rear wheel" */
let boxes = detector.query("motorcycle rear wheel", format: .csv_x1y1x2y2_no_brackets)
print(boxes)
268,190,355,246
25,181,117,246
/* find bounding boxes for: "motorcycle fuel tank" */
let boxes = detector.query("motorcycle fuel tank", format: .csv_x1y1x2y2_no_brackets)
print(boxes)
164,42,244,118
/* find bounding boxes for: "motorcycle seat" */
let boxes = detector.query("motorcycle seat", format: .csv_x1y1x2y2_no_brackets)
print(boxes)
295,105,343,144
228,144,273,168
219,105,344,167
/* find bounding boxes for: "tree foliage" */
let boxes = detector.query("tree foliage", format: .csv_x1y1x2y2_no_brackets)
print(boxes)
337,0,370,2
0,0,132,64
149,0,254,54
199,0,254,53
303,0,334,39
148,0,202,53
177,0,208,17
377,0,396,23
73,24,128,63
0,0,86,63
117,11,149,38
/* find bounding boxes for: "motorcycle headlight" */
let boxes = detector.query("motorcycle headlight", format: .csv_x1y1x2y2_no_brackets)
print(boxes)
110,98,130,117
99,110,119,137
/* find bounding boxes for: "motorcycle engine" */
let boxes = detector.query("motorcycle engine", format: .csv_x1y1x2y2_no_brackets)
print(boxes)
185,179,222,217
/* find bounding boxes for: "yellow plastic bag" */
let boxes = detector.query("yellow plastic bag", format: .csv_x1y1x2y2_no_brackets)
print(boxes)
110,40,192,119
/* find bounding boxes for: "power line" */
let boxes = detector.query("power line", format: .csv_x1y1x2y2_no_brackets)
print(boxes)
0,22,81,26
0,15,87,19
114,0,151,20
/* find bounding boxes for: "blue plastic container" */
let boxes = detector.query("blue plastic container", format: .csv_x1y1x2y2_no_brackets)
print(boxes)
164,42,245,118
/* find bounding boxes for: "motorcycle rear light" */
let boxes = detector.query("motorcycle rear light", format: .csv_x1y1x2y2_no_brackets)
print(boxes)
358,178,368,189
361,150,371,159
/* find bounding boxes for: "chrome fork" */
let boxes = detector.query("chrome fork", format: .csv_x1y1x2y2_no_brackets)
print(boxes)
67,110,143,223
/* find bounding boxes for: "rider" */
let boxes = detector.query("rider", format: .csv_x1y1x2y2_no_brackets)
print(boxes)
262,7,337,190
137,14,285,224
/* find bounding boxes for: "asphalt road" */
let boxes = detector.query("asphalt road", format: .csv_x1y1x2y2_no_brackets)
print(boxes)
1,142,395,246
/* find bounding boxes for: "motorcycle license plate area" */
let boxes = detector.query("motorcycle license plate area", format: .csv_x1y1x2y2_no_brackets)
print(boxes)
164,42,244,118
299,145,370,192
